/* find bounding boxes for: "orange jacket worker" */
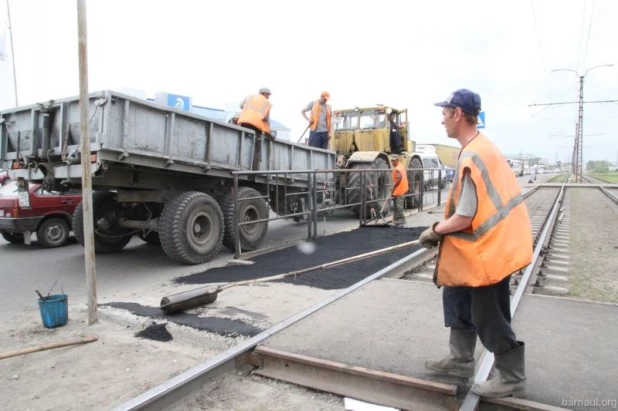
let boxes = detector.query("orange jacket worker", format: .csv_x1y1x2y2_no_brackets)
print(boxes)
301,92,332,149
420,89,532,399
237,87,273,135
390,156,408,227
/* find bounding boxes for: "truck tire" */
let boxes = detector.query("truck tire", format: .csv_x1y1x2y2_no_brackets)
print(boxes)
221,187,268,252
405,157,423,209
2,232,24,244
347,157,391,218
159,191,224,265
73,191,133,253
137,231,160,245
37,217,70,248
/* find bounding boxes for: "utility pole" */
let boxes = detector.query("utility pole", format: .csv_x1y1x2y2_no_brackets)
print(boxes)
528,64,615,183
6,0,18,106
575,76,584,182
77,0,98,325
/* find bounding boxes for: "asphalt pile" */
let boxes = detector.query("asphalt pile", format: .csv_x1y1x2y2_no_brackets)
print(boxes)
135,322,173,342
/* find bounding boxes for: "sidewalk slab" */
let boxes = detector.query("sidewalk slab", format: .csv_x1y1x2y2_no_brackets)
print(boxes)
256,279,618,410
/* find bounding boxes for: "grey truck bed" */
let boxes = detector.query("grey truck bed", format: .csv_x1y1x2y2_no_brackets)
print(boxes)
1,90,335,187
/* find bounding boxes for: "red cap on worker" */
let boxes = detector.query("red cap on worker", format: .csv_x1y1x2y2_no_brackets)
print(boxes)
321,91,330,100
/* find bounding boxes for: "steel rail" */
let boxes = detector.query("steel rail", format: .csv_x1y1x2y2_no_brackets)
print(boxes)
114,184,549,411
599,186,618,204
111,246,435,411
460,177,568,411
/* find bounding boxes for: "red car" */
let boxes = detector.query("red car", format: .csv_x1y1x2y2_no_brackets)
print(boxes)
0,181,82,248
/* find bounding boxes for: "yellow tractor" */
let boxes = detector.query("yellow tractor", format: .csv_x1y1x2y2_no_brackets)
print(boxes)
331,105,424,216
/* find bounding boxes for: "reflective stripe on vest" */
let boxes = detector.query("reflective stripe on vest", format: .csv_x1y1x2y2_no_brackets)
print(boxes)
310,101,332,132
447,152,525,241
391,162,409,196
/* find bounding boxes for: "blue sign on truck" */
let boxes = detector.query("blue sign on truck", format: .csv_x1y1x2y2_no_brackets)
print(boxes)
154,92,192,112
167,94,191,112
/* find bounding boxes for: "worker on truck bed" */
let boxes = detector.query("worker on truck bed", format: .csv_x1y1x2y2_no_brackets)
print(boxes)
419,89,533,399
390,155,408,227
237,87,275,140
301,91,332,149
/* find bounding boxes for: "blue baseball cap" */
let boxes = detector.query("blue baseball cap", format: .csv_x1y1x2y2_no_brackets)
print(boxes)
434,89,481,115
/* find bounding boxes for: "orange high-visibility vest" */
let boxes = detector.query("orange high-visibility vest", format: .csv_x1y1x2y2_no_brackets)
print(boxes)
310,101,332,132
434,133,533,287
237,94,272,133
392,162,409,196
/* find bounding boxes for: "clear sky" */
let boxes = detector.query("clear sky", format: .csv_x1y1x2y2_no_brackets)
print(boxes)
1,0,617,164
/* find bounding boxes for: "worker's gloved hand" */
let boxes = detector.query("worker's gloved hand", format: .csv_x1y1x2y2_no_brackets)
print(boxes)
419,222,443,249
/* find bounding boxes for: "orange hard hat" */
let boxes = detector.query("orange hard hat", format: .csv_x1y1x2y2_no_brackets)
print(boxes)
321,91,330,100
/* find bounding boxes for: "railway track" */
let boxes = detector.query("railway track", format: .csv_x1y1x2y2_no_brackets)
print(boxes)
583,175,618,203
113,174,615,411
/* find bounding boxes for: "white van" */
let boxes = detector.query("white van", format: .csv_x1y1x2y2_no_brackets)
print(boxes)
420,155,446,189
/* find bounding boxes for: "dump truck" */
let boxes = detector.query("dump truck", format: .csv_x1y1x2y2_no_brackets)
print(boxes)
330,105,425,213
1,92,430,264
1,90,339,264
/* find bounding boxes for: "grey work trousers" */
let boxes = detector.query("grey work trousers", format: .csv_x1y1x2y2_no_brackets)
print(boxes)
393,196,405,225
442,275,519,355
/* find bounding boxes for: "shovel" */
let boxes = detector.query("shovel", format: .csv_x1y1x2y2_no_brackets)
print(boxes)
296,125,310,143
160,239,420,314
362,189,395,228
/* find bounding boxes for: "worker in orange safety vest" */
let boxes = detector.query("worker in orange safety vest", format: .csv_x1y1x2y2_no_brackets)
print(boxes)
301,91,332,149
419,89,533,399
237,87,274,138
390,155,408,227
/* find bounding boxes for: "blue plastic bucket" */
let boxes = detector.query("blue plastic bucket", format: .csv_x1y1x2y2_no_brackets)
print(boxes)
38,294,68,328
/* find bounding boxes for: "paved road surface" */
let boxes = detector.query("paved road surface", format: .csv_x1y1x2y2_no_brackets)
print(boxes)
0,174,553,316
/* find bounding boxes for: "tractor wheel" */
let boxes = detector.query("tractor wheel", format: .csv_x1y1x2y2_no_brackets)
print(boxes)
405,156,424,209
346,157,391,218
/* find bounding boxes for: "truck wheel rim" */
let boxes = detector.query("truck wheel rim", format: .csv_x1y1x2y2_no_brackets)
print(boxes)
241,205,259,236
188,211,214,251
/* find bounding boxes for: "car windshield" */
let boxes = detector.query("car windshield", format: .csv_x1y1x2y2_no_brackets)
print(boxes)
333,112,358,131
359,111,385,129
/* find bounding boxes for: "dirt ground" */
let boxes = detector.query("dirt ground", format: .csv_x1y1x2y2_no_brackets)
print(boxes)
0,207,440,411
0,280,339,411
170,371,344,411
567,188,618,303
0,306,216,411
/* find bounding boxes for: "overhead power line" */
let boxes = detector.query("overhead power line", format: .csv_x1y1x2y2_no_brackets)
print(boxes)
529,0,551,100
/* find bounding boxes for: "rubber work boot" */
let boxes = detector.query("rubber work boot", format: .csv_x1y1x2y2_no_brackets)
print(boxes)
425,328,477,378
471,341,526,398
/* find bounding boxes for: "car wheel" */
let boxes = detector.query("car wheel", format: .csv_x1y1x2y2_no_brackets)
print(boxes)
37,218,70,248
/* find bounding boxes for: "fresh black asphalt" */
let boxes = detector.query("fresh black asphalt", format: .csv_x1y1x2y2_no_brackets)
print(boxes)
175,226,427,290
105,226,426,337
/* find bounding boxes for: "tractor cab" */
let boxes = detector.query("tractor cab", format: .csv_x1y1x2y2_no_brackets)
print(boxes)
332,105,413,157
